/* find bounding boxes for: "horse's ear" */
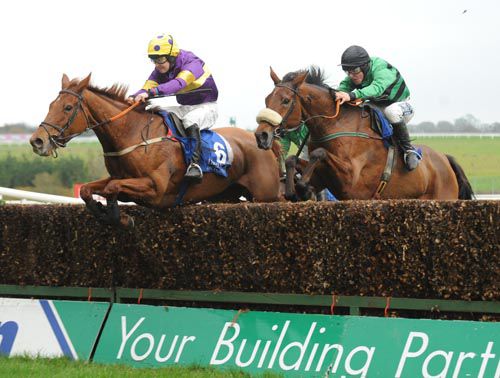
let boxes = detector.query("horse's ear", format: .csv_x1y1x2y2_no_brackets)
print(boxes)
270,66,281,85
76,73,92,92
61,74,70,88
292,71,308,87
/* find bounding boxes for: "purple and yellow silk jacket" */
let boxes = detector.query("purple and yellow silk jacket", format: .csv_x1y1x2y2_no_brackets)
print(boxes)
133,49,218,105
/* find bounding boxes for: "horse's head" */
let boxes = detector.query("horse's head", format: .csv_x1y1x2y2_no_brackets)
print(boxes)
30,73,92,156
255,67,308,150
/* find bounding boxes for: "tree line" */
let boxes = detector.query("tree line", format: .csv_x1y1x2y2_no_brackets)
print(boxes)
1,115,500,134
0,154,95,196
408,115,500,133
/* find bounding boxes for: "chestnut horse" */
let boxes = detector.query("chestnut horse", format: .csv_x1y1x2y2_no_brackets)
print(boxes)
30,74,281,227
255,67,474,201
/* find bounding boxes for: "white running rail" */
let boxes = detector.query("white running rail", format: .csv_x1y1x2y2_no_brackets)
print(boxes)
0,187,84,204
0,186,498,204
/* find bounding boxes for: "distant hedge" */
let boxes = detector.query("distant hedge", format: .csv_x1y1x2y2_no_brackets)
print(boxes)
0,155,91,188
0,201,498,303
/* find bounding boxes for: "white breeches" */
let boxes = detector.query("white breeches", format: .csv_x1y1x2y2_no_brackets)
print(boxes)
383,101,415,124
161,102,218,130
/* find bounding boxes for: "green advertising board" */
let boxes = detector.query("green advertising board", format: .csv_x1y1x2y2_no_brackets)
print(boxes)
52,300,110,360
93,304,500,377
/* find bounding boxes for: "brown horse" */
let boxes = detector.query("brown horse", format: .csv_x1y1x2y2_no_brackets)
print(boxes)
30,74,281,227
255,67,474,201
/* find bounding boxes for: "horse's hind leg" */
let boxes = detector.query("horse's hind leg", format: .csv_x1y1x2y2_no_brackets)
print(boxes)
296,148,327,200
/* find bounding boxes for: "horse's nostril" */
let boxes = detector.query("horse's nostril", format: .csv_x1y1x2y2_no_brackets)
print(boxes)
31,138,44,148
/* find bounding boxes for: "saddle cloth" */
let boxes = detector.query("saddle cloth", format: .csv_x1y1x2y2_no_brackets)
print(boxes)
159,111,234,178
363,104,422,157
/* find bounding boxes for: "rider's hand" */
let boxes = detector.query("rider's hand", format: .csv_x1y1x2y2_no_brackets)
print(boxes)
132,92,149,103
335,91,351,105
126,96,135,105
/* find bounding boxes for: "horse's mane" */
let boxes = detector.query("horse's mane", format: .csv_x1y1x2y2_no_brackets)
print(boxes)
87,82,150,112
88,83,129,102
282,66,331,90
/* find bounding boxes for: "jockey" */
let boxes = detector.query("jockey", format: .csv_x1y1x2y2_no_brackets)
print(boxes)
127,34,219,182
335,45,420,171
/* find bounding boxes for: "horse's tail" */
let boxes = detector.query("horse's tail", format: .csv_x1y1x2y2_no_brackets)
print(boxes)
446,154,475,199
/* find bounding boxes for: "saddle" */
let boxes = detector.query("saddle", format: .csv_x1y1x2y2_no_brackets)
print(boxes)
360,102,393,148
165,112,188,137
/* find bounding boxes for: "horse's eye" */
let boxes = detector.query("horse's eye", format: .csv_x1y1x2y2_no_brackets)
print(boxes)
64,104,73,112
282,98,290,105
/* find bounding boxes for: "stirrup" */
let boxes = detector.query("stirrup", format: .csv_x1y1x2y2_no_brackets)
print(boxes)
185,163,203,181
403,150,421,171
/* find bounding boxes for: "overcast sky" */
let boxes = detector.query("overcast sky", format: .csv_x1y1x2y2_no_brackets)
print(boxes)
1,0,498,129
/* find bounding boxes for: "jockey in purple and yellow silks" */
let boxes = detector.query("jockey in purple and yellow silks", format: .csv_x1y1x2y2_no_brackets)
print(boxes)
127,34,219,182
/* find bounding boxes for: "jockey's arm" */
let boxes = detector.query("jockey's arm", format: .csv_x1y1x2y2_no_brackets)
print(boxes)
151,56,205,96
352,68,396,99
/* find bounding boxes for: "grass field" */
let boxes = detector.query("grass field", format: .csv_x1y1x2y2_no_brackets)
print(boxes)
2,136,499,194
413,136,500,194
0,356,281,377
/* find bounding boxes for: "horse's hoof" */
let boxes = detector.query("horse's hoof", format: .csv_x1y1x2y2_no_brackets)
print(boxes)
86,200,107,221
295,181,312,200
285,193,298,202
119,215,135,229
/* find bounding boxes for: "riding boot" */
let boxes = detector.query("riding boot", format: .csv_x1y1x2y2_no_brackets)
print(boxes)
184,124,203,183
392,122,420,171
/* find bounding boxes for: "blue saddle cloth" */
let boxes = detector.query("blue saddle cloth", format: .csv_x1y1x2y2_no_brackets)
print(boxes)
371,107,422,157
159,111,233,178
371,107,393,148
324,189,338,201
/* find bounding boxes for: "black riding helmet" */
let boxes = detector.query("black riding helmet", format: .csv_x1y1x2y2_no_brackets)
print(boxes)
340,45,371,75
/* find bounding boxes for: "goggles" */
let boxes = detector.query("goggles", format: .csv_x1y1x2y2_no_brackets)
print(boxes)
345,67,362,75
150,56,169,64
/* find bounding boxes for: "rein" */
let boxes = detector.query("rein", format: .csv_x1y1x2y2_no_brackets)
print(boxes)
273,84,373,142
39,89,140,155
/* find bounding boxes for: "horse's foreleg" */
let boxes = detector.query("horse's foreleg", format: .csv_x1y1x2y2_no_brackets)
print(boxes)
284,155,298,201
80,178,114,223
296,148,327,200
101,177,158,227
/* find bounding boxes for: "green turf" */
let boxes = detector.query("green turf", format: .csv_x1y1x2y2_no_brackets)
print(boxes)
0,142,103,160
413,136,500,194
0,356,281,377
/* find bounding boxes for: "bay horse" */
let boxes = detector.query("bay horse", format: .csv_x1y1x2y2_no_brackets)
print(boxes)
255,67,474,201
30,74,281,227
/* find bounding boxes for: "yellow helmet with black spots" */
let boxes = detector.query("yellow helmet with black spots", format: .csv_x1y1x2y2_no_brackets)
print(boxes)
147,34,179,57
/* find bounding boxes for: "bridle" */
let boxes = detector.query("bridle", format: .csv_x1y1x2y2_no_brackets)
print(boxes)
271,83,344,138
273,84,306,137
39,89,139,152
39,89,92,149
